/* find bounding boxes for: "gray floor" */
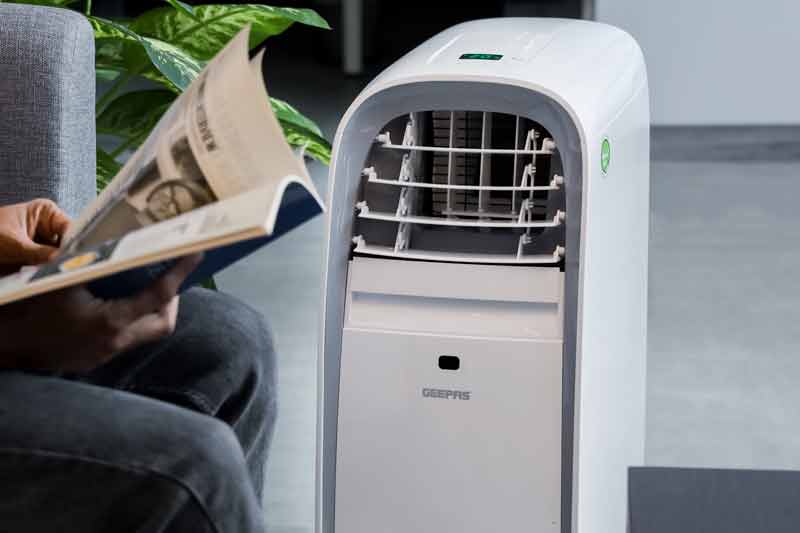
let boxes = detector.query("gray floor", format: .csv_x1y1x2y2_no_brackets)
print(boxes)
213,61,800,531
648,157,800,468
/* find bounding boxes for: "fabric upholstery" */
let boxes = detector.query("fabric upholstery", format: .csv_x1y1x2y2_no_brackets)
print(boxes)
0,4,95,218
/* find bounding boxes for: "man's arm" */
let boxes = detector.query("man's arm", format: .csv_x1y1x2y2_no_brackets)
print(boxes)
0,199,202,373
0,254,201,373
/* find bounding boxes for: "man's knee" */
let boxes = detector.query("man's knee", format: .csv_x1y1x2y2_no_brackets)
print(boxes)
128,413,263,529
168,416,266,531
177,415,253,491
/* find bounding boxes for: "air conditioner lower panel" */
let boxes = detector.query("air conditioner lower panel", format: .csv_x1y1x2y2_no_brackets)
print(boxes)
334,328,563,533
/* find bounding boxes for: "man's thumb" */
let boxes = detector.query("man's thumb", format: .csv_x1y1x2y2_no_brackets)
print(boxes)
21,242,58,264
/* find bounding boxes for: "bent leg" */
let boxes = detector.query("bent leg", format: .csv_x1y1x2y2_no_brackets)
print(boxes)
0,370,266,533
84,288,278,496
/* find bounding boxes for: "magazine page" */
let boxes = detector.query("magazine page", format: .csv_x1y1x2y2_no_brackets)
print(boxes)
63,25,318,252
0,186,270,306
246,49,324,234
189,47,318,203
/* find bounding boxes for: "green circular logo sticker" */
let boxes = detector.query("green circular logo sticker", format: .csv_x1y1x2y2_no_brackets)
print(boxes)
601,137,611,174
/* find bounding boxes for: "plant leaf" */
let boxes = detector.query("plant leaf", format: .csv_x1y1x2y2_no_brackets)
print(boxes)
90,16,182,91
0,0,78,6
91,16,200,92
279,121,331,166
96,68,120,82
164,0,197,19
97,89,174,141
96,148,121,192
270,97,323,137
271,97,331,164
131,5,329,60
90,17,150,76
89,15,140,40
140,36,205,91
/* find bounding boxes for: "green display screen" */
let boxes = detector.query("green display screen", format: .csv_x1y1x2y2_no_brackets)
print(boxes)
459,53,503,61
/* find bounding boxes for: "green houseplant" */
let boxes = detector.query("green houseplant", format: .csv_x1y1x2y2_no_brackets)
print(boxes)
3,0,332,191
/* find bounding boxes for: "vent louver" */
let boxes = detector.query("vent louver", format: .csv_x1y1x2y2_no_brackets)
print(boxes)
352,111,566,264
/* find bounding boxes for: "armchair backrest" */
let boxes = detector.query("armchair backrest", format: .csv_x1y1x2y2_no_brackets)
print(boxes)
0,4,95,218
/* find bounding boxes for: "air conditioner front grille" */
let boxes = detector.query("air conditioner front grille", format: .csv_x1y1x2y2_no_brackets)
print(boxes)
352,111,566,265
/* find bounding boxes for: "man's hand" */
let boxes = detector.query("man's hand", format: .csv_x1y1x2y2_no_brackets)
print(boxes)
0,199,70,271
0,254,203,373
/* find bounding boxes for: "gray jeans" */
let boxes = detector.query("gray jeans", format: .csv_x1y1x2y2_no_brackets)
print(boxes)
0,288,276,532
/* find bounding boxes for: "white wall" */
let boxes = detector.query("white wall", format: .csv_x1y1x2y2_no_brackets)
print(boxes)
596,0,800,125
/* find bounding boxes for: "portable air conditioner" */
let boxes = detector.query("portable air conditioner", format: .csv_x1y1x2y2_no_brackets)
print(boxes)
317,18,649,533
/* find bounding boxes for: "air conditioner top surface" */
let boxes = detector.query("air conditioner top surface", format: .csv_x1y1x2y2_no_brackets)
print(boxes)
350,18,647,135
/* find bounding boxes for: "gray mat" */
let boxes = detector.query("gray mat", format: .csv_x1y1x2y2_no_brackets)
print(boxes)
629,466,800,533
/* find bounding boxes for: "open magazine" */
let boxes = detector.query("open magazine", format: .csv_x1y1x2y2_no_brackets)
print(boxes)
0,26,323,306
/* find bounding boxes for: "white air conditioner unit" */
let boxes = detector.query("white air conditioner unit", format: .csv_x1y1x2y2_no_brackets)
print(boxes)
317,18,649,533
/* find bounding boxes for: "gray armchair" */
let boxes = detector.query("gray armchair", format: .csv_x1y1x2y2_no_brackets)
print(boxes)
0,3,95,217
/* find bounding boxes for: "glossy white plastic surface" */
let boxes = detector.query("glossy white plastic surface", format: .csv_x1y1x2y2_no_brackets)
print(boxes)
346,18,646,145
319,17,649,533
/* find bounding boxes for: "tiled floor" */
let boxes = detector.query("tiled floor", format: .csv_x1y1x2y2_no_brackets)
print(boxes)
214,60,800,531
